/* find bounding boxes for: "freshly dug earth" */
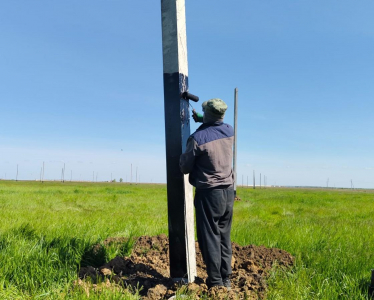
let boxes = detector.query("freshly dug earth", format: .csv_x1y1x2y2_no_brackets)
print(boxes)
79,235,294,299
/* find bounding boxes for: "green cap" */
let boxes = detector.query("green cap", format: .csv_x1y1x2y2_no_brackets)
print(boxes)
202,98,228,116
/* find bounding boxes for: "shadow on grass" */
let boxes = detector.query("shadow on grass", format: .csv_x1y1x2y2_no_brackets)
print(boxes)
80,236,136,268
4,224,135,273
358,276,372,299
4,225,171,298
78,255,171,297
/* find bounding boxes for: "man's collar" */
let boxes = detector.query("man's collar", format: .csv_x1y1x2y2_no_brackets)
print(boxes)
202,121,224,126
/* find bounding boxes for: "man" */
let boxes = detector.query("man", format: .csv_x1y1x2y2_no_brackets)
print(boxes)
180,98,235,289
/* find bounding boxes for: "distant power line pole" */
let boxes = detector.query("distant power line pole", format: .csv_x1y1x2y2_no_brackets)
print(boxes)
233,87,238,197
63,163,65,183
253,170,255,189
260,173,261,189
42,162,45,183
16,164,18,181
131,164,132,183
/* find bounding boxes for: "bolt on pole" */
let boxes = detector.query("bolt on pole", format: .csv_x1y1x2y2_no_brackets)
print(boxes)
161,0,196,282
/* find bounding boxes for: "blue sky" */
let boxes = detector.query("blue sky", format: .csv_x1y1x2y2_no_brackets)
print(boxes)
1,1,373,188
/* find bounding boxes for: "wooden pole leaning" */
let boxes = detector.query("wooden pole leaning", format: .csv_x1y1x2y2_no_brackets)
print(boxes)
161,0,196,282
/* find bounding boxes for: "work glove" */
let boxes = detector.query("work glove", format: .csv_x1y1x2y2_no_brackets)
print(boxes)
192,109,204,123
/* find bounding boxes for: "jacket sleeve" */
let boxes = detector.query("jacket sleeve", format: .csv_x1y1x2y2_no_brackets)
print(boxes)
179,137,197,174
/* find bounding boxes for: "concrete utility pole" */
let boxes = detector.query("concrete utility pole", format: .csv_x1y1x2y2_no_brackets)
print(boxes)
161,0,196,282
233,88,238,196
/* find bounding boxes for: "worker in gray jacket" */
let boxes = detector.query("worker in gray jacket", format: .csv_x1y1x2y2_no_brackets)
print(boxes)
180,98,234,289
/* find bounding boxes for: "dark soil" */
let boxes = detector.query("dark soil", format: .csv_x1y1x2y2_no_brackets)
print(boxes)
78,235,294,299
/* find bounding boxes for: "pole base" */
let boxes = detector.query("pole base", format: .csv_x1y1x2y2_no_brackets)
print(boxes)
172,277,188,284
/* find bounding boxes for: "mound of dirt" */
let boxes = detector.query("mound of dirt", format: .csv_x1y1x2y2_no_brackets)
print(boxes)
78,235,294,299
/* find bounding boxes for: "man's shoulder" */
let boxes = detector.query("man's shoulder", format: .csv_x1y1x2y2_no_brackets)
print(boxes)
191,122,234,146
221,122,234,132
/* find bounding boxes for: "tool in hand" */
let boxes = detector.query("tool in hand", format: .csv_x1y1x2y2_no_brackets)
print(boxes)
181,92,203,123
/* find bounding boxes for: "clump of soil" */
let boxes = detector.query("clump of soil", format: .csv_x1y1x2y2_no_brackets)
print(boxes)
78,235,294,299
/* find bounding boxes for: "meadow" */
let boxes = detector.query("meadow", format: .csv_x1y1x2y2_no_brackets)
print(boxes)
0,180,373,299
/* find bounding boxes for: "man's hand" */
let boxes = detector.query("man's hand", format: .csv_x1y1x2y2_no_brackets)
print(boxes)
192,109,203,123
192,109,198,122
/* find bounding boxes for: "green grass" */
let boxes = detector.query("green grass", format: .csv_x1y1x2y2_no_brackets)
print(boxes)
235,188,374,300
0,181,374,299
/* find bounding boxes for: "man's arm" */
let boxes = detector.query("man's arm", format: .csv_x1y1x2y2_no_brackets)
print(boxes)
179,137,197,174
192,109,204,123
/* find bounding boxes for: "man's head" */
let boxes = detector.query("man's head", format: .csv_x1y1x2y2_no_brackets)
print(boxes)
202,98,228,123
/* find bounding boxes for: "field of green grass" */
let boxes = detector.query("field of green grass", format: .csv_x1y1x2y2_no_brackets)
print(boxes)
0,180,373,299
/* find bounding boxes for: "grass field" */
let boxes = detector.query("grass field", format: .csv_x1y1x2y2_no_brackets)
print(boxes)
0,180,373,299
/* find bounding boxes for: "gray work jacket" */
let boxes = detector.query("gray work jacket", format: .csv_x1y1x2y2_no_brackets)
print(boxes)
180,121,234,189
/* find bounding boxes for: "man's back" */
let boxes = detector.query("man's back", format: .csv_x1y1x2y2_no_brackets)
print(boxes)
180,121,234,189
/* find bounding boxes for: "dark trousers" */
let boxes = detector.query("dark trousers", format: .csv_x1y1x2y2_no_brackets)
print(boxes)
194,187,234,287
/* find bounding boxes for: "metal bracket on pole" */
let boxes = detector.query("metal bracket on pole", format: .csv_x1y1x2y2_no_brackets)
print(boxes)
161,0,197,282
